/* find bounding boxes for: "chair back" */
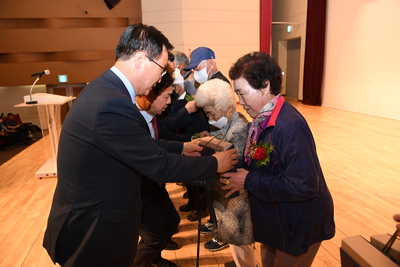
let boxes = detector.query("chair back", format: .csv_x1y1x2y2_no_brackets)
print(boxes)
2,114,23,125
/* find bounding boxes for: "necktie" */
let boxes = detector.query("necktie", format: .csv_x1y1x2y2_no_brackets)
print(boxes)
151,117,158,139
151,117,163,187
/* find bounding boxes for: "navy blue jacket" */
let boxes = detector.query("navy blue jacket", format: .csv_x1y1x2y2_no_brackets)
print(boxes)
244,97,335,255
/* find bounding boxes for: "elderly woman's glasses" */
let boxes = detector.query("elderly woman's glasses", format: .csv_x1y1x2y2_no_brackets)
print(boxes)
145,55,167,78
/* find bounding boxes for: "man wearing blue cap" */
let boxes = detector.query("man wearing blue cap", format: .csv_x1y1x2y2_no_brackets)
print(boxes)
183,46,231,253
184,47,230,85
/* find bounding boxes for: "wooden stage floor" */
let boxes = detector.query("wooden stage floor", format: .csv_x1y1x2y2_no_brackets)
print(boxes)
1,100,400,266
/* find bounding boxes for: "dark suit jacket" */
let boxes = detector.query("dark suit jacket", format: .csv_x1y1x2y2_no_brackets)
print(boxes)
210,71,230,84
159,95,209,136
157,118,192,142
157,103,191,133
43,69,218,267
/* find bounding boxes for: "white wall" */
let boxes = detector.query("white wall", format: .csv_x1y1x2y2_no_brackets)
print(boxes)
141,0,260,80
323,0,400,120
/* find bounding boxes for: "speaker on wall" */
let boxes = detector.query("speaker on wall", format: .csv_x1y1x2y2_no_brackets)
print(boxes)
103,0,121,9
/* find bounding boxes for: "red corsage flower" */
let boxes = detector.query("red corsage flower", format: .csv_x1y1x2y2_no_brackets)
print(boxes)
253,146,267,160
246,140,274,168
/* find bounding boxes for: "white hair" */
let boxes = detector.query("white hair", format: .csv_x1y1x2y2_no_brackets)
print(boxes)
195,79,236,112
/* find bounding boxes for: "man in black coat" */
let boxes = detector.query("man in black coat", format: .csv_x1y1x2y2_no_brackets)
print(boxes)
134,73,191,267
42,23,238,267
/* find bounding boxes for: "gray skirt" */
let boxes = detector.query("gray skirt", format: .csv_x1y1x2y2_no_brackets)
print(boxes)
212,189,254,246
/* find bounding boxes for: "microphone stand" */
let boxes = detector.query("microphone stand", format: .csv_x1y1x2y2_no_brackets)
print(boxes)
26,74,43,104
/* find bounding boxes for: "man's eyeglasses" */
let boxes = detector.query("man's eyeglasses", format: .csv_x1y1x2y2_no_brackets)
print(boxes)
145,55,167,78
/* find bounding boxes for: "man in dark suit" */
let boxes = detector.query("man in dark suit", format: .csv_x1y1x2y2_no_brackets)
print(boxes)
43,23,238,267
134,73,191,267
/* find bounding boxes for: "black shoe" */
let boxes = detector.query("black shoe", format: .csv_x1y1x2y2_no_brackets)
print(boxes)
186,209,209,222
151,257,177,267
199,220,214,234
224,261,237,267
179,203,195,212
204,237,229,252
164,240,182,250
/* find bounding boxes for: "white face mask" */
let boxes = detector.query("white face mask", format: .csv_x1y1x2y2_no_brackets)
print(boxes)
208,116,228,129
194,67,208,84
174,68,184,84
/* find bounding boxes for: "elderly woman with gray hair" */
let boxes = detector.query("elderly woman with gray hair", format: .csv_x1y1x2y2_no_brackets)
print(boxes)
195,78,258,267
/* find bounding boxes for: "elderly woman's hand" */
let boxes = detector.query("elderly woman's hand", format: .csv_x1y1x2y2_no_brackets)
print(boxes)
219,168,248,198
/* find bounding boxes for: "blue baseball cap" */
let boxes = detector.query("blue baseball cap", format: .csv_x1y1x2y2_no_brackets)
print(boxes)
183,47,215,71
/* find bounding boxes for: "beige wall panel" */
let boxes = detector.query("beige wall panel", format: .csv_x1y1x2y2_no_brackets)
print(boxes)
141,1,183,11
142,0,259,84
140,10,184,23
180,22,258,77
158,23,185,48
143,0,254,11
180,0,255,11
138,8,184,47
181,22,258,45
180,9,258,23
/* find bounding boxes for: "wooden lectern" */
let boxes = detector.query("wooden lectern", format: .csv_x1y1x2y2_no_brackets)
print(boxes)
15,93,76,178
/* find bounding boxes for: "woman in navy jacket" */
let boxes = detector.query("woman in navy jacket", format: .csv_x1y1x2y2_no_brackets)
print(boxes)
221,52,335,267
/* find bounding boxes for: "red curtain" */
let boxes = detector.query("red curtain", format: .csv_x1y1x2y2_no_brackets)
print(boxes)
260,0,273,54
302,0,327,106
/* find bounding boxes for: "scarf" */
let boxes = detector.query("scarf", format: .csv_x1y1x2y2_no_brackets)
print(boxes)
244,95,281,165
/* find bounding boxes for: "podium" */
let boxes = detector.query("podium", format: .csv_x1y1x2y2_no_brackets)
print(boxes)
15,93,76,178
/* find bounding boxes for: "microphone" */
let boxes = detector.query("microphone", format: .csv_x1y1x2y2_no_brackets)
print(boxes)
31,70,50,77
26,69,51,104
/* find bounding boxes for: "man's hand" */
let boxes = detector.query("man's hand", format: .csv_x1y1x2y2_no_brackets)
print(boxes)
182,139,203,157
212,149,238,173
185,100,198,114
393,214,400,236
